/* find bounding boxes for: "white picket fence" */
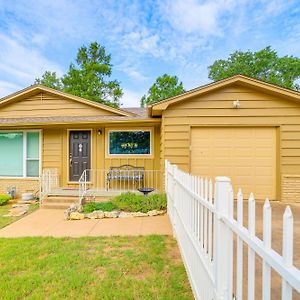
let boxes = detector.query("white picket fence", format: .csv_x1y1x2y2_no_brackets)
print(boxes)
165,161,300,300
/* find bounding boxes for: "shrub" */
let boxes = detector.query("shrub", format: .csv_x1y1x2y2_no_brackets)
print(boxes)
112,192,167,213
0,194,12,206
83,201,117,213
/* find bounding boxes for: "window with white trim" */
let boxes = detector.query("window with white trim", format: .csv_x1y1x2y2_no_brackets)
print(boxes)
0,131,40,177
108,130,151,155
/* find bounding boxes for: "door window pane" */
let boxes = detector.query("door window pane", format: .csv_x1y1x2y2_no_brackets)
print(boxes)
0,132,23,176
109,131,151,155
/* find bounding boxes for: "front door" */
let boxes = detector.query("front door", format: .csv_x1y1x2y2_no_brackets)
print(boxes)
69,131,91,181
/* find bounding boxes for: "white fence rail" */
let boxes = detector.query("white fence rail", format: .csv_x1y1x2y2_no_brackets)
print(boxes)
79,169,160,205
165,160,300,300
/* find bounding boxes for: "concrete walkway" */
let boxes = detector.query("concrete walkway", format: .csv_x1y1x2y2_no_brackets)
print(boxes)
0,209,173,238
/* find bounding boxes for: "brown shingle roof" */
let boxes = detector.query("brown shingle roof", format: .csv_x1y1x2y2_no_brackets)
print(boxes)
121,107,147,117
0,115,157,126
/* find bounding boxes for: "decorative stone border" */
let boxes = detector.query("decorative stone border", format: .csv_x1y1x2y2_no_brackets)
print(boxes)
64,205,166,221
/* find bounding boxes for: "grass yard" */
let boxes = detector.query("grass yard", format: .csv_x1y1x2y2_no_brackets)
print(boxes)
0,235,193,300
0,203,39,229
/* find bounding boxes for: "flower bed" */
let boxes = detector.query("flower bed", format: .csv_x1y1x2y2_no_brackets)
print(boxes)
65,192,167,220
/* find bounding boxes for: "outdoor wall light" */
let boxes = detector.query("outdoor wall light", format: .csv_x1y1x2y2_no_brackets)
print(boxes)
233,100,241,108
97,129,102,135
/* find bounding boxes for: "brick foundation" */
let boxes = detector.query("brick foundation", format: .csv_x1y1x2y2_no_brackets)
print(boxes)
282,175,300,203
0,178,40,198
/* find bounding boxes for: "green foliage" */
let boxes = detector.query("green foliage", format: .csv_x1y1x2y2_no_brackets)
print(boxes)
35,42,123,107
112,192,167,213
0,195,11,206
208,46,300,91
82,193,167,213
141,74,185,107
82,201,117,213
35,71,63,90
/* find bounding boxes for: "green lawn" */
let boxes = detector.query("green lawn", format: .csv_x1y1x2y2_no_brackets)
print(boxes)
0,203,39,229
0,236,193,300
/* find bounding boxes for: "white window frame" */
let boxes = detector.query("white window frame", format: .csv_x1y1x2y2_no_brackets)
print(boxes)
0,129,42,179
107,129,152,157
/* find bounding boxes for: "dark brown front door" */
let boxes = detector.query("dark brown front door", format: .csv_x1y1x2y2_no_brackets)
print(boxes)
69,131,91,181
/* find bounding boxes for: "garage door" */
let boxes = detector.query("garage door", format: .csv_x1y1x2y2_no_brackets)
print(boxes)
191,127,276,200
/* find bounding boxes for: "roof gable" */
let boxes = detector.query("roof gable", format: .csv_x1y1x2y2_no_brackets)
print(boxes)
0,85,133,117
149,75,300,116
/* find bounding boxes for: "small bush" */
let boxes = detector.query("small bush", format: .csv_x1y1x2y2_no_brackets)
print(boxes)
112,192,167,213
83,201,117,213
0,194,12,206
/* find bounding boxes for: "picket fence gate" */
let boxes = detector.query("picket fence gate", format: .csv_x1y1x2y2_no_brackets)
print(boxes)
165,161,300,300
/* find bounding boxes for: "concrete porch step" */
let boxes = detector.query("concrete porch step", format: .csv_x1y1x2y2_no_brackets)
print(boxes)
44,196,78,203
41,194,78,209
41,202,71,210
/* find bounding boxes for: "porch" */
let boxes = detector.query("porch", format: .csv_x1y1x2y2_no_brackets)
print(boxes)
40,168,161,209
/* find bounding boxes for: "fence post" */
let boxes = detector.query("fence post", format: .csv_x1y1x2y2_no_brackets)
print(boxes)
214,176,233,300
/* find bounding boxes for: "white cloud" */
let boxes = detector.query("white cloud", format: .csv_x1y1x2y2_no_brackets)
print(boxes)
121,88,143,107
0,81,22,98
0,34,64,85
160,0,239,36
115,60,149,82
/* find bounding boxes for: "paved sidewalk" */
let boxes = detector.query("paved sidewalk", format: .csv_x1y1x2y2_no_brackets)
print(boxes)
0,209,173,237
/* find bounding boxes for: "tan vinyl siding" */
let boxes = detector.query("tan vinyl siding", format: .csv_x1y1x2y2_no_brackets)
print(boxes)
42,128,63,170
161,83,300,201
0,92,117,118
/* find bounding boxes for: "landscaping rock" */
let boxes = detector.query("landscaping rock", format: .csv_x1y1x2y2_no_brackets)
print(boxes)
12,204,30,208
104,210,120,218
4,204,29,217
157,210,166,215
147,210,166,216
147,210,159,216
131,212,148,217
69,212,85,220
85,210,105,219
64,203,83,220
17,200,38,204
11,210,28,217
118,212,134,218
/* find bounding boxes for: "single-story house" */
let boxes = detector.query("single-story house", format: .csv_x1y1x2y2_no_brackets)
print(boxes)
0,75,299,205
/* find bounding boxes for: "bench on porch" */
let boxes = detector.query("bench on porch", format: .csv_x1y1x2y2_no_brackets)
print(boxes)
106,165,145,190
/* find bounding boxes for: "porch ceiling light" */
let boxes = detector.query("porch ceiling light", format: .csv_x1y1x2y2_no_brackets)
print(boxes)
233,100,241,108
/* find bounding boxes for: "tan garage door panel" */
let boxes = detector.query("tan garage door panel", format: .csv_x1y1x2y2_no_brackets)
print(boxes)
191,127,276,200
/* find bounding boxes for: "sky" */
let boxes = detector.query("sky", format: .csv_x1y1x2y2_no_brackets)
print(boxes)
0,0,299,107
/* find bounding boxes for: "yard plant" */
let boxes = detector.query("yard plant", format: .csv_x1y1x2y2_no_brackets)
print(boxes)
82,201,117,213
113,192,167,213
83,192,167,214
0,194,11,206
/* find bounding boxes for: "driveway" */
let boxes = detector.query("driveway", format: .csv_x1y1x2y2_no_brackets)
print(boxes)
0,209,173,237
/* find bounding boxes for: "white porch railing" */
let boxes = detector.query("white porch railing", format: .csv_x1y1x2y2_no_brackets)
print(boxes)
165,160,300,300
40,168,59,203
79,169,160,205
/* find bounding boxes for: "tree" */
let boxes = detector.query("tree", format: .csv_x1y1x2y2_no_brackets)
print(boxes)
140,74,185,107
208,46,300,91
35,42,123,107
35,71,63,90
